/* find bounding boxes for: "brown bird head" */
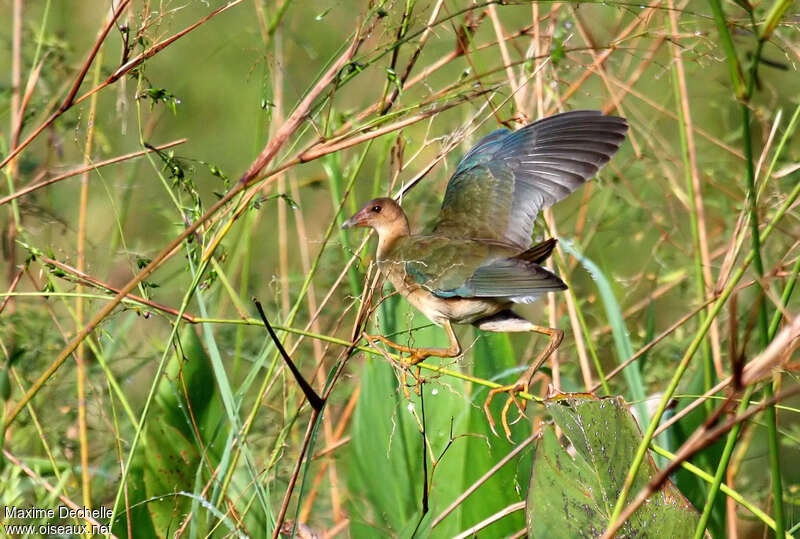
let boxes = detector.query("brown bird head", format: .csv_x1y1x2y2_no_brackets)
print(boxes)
342,197,410,256
342,197,408,235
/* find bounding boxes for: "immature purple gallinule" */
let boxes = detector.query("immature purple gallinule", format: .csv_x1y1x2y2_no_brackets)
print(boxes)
343,110,628,439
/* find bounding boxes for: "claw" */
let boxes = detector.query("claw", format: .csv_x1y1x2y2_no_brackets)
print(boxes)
400,369,412,401
363,332,386,348
484,383,529,442
400,367,424,396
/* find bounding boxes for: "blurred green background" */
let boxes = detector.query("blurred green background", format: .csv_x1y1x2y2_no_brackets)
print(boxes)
1,0,799,537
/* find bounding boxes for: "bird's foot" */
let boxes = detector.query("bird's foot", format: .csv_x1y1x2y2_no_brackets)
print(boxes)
483,383,529,442
362,333,431,366
405,349,431,366
400,367,425,398
362,333,427,397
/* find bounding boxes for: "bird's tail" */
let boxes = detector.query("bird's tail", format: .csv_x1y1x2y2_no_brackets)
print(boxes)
514,238,557,264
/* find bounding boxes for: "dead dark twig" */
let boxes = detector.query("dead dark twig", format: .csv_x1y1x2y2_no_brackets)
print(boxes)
273,256,388,537
253,298,323,411
271,297,371,538
410,385,430,538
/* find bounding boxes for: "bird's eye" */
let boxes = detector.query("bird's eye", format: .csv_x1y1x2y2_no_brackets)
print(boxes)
371,205,382,213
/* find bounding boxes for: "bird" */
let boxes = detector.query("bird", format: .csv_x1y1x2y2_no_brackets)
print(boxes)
342,110,628,439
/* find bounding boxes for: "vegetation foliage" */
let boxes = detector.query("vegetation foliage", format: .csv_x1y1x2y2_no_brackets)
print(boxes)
0,0,798,537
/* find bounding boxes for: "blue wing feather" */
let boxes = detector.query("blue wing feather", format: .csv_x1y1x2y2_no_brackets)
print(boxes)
392,237,566,302
432,110,628,248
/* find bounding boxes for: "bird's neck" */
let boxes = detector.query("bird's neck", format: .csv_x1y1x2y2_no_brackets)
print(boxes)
376,215,410,260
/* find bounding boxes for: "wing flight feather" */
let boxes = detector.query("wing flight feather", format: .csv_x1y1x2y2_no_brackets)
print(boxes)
432,110,628,249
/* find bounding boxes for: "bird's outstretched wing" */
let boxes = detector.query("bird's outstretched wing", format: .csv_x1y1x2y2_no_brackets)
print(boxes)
432,110,628,249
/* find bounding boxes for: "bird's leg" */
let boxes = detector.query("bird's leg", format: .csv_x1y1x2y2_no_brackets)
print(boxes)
484,325,563,441
363,320,462,366
364,322,461,397
475,311,563,441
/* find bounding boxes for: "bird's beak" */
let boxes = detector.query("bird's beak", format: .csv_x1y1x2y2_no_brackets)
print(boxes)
342,209,368,229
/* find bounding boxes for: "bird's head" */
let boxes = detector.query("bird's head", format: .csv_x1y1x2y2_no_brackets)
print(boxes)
341,198,408,238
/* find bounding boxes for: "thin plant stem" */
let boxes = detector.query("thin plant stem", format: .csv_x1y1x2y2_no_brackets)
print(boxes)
3,30,360,429
768,252,800,338
214,33,364,509
605,384,800,539
650,442,788,536
709,1,783,533
693,386,754,538
0,139,187,207
2,0,25,342
606,175,800,531
0,0,134,172
107,260,208,530
607,2,793,533
75,44,104,515
2,449,113,534
695,251,800,537
669,1,718,394
706,0,745,99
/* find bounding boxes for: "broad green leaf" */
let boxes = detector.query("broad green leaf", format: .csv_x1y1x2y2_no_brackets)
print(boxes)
347,291,435,537
458,330,529,536
527,395,702,538
144,418,201,535
113,328,229,537
346,288,468,537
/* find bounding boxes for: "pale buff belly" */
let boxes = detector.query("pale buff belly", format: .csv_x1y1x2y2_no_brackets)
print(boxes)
381,264,507,326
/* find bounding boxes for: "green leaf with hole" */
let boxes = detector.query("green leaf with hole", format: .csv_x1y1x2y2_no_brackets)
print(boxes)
527,395,703,538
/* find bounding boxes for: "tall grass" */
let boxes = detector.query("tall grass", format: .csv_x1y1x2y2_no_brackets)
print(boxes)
0,1,798,537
